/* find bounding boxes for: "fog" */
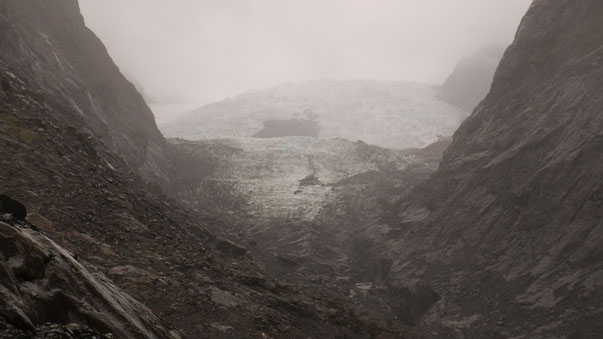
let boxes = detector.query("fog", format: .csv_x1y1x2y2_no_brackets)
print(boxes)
79,0,531,108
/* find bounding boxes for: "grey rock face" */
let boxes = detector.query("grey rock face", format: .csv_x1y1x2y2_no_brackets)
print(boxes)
374,1,603,337
0,0,170,184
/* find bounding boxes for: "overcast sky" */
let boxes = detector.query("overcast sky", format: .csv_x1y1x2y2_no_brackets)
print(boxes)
80,0,531,106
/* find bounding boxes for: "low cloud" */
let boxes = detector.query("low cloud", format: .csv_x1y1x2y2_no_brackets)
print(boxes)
80,0,531,105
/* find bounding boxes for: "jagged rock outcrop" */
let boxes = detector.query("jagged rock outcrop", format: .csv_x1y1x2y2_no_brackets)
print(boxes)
0,212,180,339
0,0,170,184
442,47,504,112
370,1,603,337
162,79,466,149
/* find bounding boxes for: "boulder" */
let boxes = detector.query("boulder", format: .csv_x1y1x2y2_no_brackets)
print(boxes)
0,195,26,220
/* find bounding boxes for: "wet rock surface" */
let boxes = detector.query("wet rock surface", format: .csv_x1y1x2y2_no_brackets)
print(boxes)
0,212,179,339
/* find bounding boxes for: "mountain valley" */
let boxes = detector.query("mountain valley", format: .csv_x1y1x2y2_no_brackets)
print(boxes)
1,0,602,338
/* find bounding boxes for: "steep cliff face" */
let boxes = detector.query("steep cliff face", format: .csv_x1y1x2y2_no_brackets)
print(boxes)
377,1,603,337
442,46,504,112
0,0,169,183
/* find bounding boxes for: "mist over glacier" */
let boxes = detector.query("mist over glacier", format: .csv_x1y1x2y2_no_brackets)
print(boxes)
79,0,531,110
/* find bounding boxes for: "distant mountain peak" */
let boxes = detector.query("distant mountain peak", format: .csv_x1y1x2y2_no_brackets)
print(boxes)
442,46,505,112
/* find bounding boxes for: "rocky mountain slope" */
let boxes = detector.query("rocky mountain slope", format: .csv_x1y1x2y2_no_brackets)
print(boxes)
162,79,466,149
363,1,603,337
442,46,504,112
0,1,403,337
0,0,170,185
